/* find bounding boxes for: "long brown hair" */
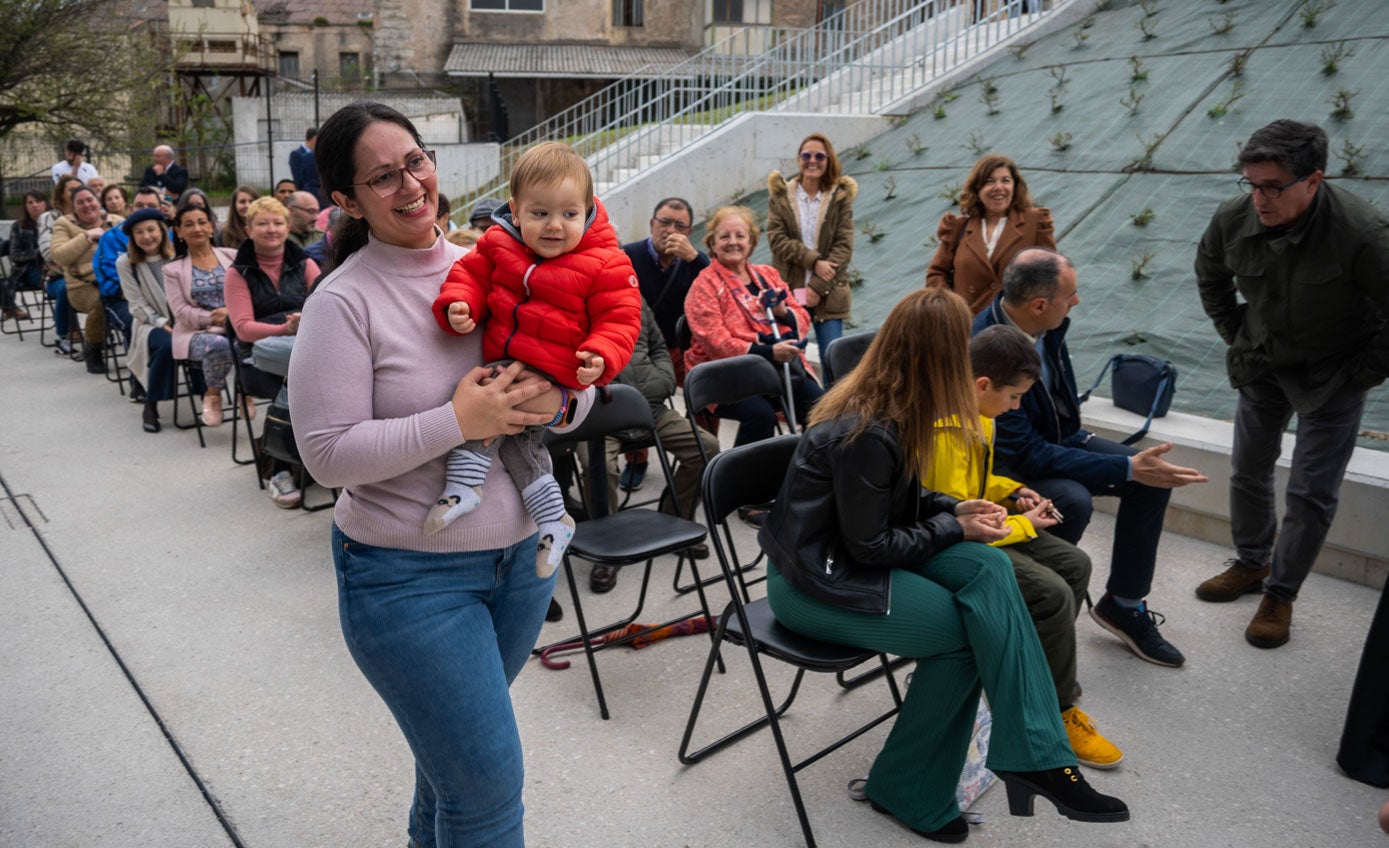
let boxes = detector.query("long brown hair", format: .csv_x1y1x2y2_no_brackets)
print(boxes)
222,185,259,249
957,154,1035,218
808,288,980,480
52,174,82,214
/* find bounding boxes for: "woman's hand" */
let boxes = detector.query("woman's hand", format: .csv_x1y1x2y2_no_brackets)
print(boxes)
813,259,837,282
451,361,554,442
955,499,1009,543
803,287,821,308
207,306,228,328
770,339,801,363
283,312,302,335
84,227,104,242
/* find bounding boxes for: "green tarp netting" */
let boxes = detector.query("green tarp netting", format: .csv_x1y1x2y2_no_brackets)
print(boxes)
722,0,1389,448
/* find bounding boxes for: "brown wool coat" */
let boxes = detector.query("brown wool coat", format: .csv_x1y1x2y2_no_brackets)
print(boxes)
766,171,857,322
925,206,1055,315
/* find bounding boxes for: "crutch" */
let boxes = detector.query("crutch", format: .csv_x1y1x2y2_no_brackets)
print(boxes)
763,299,799,432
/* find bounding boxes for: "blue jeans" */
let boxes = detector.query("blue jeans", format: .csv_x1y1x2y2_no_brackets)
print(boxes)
45,275,71,337
812,319,843,355
146,327,176,401
332,525,556,848
102,296,132,349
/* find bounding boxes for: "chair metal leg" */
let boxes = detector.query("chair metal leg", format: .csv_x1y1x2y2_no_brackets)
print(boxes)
836,655,914,692
172,362,207,448
560,553,612,721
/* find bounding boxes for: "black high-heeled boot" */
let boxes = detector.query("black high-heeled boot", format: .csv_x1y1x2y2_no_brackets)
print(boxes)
869,800,969,843
993,766,1129,823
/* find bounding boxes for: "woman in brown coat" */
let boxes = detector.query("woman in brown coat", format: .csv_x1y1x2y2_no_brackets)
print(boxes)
51,185,123,372
926,154,1055,315
766,132,857,353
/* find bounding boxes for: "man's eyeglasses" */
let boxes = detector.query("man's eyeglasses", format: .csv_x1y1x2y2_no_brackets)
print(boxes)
653,216,692,233
289,205,319,215
354,149,437,198
799,151,828,163
1235,174,1309,199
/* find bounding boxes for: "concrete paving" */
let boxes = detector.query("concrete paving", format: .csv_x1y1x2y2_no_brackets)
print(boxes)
2,322,1386,848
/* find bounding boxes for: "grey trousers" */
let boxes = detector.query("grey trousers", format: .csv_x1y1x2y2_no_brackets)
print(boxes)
1230,373,1366,602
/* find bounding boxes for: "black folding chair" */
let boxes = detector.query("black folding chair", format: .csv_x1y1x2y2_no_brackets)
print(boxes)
678,435,905,848
675,354,791,598
171,359,210,448
540,384,714,720
821,329,876,388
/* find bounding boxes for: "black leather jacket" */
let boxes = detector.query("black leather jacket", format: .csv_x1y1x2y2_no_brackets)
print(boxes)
758,415,963,615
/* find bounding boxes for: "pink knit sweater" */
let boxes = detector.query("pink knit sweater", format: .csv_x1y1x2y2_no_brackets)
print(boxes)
289,233,534,553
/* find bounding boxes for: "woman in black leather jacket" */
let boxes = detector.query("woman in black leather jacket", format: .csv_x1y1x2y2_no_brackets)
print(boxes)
760,288,1128,842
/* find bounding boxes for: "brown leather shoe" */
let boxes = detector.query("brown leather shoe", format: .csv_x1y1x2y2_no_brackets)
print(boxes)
1196,559,1269,602
589,564,618,594
1246,594,1293,649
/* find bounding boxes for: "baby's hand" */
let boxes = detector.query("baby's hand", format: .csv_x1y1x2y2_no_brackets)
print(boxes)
448,301,476,334
576,350,604,386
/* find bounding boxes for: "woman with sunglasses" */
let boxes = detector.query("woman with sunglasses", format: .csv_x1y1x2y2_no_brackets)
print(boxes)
765,132,857,355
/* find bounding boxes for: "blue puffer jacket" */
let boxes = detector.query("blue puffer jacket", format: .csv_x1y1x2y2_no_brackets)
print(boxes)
972,296,1128,490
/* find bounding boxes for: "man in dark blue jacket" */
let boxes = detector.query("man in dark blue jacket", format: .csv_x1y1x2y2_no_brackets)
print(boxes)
622,197,710,383
974,248,1208,668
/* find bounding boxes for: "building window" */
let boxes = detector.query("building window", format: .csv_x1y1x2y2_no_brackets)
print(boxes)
470,0,544,11
279,51,300,78
712,0,743,24
339,52,361,79
613,0,643,26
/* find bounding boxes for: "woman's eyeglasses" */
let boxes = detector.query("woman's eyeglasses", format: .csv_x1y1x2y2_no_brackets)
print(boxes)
799,151,828,163
355,150,437,198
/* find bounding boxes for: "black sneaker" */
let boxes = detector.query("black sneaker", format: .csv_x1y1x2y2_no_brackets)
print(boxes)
1090,593,1185,668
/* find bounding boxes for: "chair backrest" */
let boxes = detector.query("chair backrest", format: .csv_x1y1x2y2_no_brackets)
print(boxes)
683,354,787,414
674,313,692,351
822,329,876,388
544,383,654,448
700,434,800,525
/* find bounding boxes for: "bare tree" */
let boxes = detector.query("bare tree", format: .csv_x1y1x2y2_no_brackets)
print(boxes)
0,0,169,147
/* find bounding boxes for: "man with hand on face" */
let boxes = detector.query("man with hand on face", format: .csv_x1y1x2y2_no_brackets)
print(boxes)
141,145,188,202
1194,119,1389,649
622,197,710,385
51,139,100,184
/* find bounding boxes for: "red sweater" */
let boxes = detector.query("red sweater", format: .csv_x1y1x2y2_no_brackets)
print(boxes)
683,259,815,376
432,198,640,389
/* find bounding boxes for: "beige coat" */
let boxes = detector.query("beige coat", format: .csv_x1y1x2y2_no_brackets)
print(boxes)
925,206,1055,315
50,213,122,291
117,254,171,388
766,171,857,322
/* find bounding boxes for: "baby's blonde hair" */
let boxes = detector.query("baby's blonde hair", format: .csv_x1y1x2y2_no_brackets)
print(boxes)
509,141,594,211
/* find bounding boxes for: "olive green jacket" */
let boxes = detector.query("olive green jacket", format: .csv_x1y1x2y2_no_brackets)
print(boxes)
1195,182,1389,413
766,171,857,322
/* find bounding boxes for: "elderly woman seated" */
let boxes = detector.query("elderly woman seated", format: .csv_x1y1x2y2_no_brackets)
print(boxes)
224,196,322,508
683,204,823,447
50,185,124,373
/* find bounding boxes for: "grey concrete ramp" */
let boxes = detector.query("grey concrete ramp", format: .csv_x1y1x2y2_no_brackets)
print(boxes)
2,317,1387,847
1,497,235,847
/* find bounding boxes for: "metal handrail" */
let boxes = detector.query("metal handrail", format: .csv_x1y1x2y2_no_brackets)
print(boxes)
456,0,1056,209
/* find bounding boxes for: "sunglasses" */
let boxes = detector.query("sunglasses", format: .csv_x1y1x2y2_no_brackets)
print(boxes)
799,151,828,163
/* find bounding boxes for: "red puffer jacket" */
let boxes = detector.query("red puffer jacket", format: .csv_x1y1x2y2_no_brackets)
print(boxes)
432,198,641,389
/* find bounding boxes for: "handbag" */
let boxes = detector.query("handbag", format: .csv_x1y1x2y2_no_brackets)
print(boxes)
260,385,300,463
1080,353,1176,445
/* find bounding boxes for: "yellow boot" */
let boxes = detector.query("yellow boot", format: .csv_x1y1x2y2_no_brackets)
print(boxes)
1063,706,1124,769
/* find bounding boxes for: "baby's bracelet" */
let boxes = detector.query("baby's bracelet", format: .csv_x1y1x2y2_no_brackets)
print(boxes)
546,386,570,428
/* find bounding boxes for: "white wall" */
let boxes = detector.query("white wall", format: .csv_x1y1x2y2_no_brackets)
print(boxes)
600,111,895,243
1084,399,1389,590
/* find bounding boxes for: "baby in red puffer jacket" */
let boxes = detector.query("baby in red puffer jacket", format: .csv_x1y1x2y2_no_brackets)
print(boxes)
428,141,641,576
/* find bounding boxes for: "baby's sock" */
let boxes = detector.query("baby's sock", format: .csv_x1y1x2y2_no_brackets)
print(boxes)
425,448,490,534
522,476,575,578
